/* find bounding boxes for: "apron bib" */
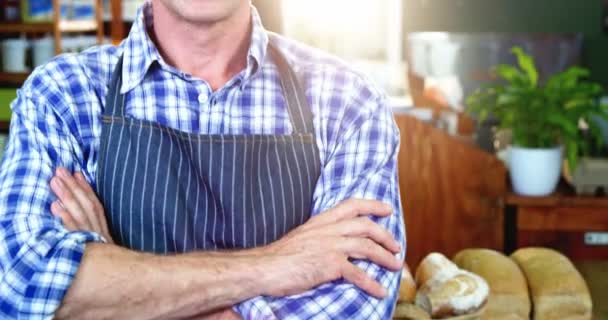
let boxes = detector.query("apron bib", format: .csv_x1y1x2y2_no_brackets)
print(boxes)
96,43,321,253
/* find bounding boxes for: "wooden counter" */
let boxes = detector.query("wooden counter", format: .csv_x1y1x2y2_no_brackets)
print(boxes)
505,185,608,260
395,114,507,268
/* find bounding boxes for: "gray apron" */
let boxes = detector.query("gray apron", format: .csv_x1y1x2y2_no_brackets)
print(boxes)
96,43,321,253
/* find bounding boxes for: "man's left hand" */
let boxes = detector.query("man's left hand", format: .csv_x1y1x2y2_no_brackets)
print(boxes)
50,167,114,243
49,167,242,320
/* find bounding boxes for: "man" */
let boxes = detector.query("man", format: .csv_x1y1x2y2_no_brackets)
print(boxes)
0,0,405,319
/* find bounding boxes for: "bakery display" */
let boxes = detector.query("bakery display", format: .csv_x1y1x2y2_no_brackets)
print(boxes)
398,264,417,303
414,253,489,319
393,303,432,320
393,248,594,320
453,249,531,320
395,264,430,319
511,248,593,320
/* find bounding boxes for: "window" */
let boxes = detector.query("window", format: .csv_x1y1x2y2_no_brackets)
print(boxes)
282,0,407,98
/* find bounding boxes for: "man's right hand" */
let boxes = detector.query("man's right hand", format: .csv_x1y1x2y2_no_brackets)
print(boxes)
50,167,401,301
257,199,402,299
49,167,114,243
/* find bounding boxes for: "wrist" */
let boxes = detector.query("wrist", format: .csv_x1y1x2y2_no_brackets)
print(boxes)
212,248,267,298
237,246,280,297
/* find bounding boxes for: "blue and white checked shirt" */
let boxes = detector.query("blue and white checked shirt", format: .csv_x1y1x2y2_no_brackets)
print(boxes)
0,2,405,319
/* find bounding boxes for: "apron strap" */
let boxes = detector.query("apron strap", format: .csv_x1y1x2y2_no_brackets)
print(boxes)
104,45,315,135
268,43,315,135
103,55,125,118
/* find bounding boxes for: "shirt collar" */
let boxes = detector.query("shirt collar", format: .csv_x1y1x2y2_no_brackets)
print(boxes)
243,5,269,86
121,2,269,94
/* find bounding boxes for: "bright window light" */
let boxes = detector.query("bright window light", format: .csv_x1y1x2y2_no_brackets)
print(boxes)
283,0,388,59
282,0,407,97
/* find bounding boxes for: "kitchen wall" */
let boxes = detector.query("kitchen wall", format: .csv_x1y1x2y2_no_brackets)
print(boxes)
403,0,608,88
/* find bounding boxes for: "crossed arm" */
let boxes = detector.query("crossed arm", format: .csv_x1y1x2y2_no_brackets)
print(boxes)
0,79,404,319
50,171,401,319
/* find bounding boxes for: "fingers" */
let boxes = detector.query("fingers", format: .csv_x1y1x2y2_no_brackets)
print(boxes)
50,168,115,244
334,198,393,219
341,262,386,298
50,173,92,229
309,199,392,227
74,171,95,193
74,171,112,239
308,216,400,254
354,217,401,253
57,168,105,232
50,200,77,231
339,238,402,271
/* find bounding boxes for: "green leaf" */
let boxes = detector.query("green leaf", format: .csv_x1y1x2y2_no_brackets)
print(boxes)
496,93,519,106
546,113,578,137
478,109,489,123
495,64,528,86
564,98,593,110
546,67,589,90
464,45,606,154
511,47,538,88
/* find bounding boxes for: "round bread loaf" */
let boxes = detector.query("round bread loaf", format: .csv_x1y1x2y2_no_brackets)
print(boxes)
453,248,531,320
393,303,431,320
415,253,489,318
398,264,417,303
415,252,460,287
416,270,489,318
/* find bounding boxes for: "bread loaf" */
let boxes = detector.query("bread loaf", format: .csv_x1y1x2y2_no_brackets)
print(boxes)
511,248,592,320
453,249,530,320
415,252,461,287
398,264,417,303
415,253,489,318
393,303,431,320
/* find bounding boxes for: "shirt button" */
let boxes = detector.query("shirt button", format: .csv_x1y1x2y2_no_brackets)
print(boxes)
198,93,208,104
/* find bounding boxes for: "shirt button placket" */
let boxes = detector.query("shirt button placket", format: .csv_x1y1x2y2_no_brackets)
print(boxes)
197,86,212,132
198,93,209,105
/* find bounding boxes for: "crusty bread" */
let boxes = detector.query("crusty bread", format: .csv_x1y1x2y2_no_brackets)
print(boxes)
415,252,461,287
416,270,489,318
511,248,592,320
441,306,485,320
453,249,530,320
393,303,431,320
415,253,489,318
398,264,417,303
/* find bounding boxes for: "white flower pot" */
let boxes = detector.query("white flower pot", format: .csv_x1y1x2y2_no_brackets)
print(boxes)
509,146,563,196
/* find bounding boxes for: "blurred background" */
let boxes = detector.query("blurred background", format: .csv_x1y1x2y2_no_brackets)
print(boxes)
0,1,606,318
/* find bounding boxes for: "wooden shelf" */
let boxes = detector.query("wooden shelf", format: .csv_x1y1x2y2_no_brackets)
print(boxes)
0,72,30,85
518,206,608,232
505,187,608,207
0,0,114,57
504,182,608,261
0,20,98,34
0,22,53,33
0,121,9,131
58,20,98,33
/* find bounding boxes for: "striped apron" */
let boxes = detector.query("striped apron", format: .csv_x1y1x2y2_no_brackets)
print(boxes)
96,44,321,253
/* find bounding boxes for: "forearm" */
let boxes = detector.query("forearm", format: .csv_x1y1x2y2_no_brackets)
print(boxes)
56,243,267,320
236,259,404,319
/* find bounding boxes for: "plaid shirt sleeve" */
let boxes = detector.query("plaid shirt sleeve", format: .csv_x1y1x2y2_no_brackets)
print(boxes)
235,84,406,319
0,74,103,318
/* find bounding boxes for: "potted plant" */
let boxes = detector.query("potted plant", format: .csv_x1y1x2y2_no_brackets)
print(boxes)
467,47,608,196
